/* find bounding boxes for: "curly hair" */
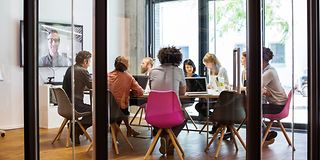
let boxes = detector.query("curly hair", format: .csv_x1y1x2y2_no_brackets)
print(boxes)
157,46,182,66
183,59,196,74
263,47,274,63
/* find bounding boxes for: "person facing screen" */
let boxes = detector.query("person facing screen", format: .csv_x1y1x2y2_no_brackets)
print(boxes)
183,59,199,77
39,29,70,67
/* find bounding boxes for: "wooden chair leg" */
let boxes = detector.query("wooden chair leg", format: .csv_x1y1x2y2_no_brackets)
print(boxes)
167,129,184,156
144,129,162,160
228,125,238,151
114,123,134,150
277,120,295,151
261,120,274,147
77,121,92,142
52,118,68,144
66,121,71,148
130,107,142,125
214,126,226,159
231,126,246,149
87,142,93,152
110,124,119,155
204,127,222,152
166,129,184,160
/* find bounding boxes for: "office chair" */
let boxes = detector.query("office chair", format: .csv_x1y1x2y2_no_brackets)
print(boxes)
51,87,92,147
262,89,295,150
144,90,185,160
204,91,246,159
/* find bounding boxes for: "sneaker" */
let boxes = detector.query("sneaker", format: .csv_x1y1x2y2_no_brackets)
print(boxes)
264,138,275,146
266,131,277,141
223,132,232,140
159,137,167,155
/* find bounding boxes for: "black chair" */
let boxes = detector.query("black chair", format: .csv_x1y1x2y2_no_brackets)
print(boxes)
204,91,246,159
51,87,92,147
88,90,133,154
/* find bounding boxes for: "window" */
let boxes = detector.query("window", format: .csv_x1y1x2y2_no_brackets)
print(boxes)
269,43,285,63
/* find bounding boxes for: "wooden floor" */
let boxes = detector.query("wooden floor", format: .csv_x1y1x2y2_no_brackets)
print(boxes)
0,122,307,160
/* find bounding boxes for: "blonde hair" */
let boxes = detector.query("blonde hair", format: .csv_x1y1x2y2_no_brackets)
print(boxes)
202,52,221,66
143,57,154,67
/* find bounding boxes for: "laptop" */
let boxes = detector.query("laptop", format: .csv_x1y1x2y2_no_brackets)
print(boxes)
185,77,208,95
133,75,149,90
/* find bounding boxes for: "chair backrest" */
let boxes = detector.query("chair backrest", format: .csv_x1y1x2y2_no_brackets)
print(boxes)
263,89,293,120
107,90,126,123
52,87,74,120
210,91,246,124
145,90,185,128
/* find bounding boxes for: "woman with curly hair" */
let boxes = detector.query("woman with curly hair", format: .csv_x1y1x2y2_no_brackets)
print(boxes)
149,46,187,155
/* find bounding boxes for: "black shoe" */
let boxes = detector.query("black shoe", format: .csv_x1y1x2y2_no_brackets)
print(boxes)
223,132,232,140
209,125,218,134
266,131,277,141
159,137,167,155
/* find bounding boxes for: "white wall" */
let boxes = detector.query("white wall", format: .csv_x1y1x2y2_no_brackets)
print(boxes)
0,0,92,129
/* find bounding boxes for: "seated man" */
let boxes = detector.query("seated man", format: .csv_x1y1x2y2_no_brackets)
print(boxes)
262,47,288,145
62,50,92,145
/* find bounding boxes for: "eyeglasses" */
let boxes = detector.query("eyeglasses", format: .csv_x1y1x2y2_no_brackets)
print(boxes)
48,38,60,43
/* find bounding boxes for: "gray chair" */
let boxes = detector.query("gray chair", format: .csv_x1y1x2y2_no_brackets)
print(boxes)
87,90,133,154
204,91,246,159
51,87,92,147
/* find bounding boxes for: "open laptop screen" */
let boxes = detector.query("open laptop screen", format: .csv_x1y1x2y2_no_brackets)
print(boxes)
185,77,207,94
133,75,149,90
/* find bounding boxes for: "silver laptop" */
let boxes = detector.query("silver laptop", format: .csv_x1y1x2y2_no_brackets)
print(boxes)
185,77,208,95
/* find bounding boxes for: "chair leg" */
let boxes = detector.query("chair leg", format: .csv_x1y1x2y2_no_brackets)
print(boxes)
166,129,184,160
110,124,119,155
261,120,274,147
52,118,68,144
167,129,185,156
214,126,226,159
277,120,295,151
144,129,162,160
185,122,189,133
114,123,134,150
228,125,238,151
66,121,71,148
230,126,246,150
186,111,198,129
87,142,93,152
76,121,92,142
199,121,208,134
236,118,246,131
138,108,144,125
130,107,142,125
204,127,222,152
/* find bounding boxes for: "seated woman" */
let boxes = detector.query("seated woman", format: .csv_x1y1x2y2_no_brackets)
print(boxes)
149,46,187,155
107,56,144,137
262,47,288,144
181,59,199,107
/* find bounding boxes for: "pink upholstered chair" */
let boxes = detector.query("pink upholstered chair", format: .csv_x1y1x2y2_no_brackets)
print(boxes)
144,90,185,160
262,89,295,149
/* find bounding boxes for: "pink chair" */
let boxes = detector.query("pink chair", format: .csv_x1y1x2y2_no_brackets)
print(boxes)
144,90,185,160
262,89,295,149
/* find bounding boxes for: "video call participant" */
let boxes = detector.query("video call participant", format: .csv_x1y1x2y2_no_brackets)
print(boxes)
62,50,92,145
39,29,70,67
108,56,144,137
149,46,187,155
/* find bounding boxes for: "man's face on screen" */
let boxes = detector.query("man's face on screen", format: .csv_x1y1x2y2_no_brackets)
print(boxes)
47,32,60,57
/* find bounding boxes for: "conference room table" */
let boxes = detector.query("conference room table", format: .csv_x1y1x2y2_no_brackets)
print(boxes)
130,89,221,144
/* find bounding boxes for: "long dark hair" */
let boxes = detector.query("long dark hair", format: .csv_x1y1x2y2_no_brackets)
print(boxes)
183,59,196,74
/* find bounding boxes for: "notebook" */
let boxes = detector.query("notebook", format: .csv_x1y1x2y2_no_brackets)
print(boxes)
133,75,149,90
185,77,208,95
